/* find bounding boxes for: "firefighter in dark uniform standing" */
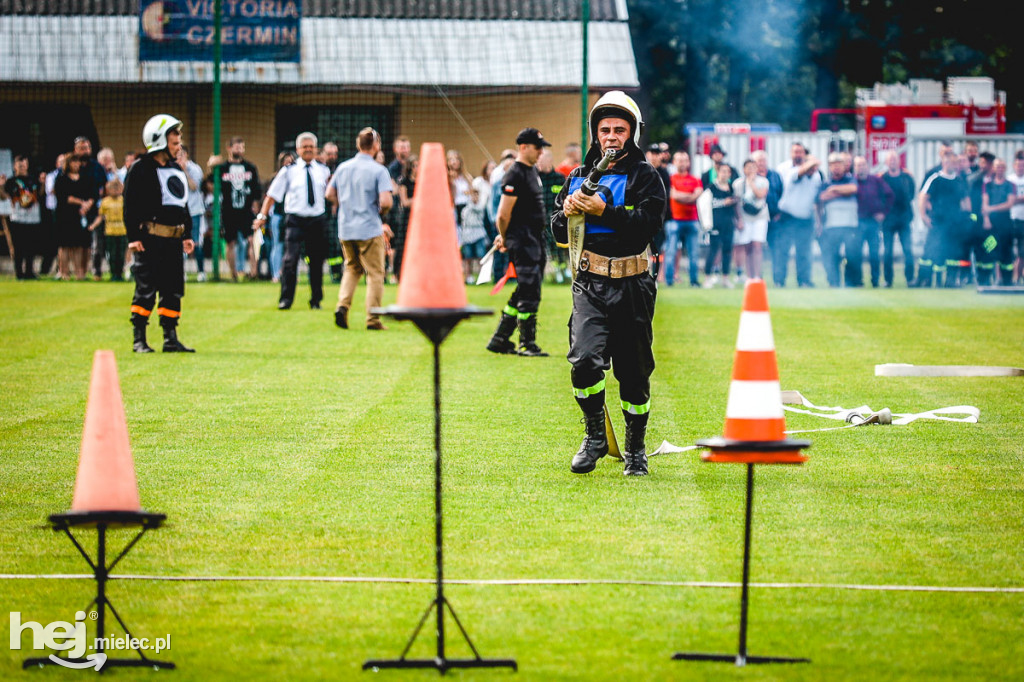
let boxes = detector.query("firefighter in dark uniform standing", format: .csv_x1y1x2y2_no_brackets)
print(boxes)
486,127,552,357
125,114,196,353
916,149,969,288
552,91,666,476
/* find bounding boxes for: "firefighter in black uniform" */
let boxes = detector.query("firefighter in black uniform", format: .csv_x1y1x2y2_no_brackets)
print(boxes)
486,127,552,357
551,91,666,476
916,149,969,288
125,114,196,353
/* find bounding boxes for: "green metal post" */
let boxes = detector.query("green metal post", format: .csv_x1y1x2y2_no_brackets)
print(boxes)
211,0,223,281
581,0,589,149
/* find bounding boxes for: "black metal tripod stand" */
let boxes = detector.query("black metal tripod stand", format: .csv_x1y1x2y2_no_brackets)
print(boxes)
674,461,810,667
24,511,174,671
363,307,517,675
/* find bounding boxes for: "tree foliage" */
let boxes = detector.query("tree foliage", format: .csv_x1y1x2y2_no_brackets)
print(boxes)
627,0,1022,146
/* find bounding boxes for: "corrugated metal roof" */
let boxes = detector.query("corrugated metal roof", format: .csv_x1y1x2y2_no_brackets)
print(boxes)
0,16,639,87
0,0,626,20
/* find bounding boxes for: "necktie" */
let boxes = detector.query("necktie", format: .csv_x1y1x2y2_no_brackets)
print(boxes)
306,164,315,206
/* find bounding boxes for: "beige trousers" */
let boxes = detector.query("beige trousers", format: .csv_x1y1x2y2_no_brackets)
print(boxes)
336,235,386,325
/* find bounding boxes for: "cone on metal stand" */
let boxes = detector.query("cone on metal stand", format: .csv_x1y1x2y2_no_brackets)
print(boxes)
25,350,172,672
673,279,810,667
365,143,516,674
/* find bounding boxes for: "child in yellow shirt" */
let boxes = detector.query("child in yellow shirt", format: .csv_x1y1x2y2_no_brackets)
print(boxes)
90,179,128,281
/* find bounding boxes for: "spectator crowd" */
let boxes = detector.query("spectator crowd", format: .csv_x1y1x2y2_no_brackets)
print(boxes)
652,139,1024,289
3,135,1023,290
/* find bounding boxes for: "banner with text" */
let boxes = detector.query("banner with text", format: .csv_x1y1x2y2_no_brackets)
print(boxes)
139,0,300,63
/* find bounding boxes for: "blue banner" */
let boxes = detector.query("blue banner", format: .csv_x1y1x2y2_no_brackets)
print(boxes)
139,0,300,63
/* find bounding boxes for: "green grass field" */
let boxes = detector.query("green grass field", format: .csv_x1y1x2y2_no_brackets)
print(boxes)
2,276,1023,680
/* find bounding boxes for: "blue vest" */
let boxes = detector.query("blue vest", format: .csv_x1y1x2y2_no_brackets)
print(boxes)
567,174,627,234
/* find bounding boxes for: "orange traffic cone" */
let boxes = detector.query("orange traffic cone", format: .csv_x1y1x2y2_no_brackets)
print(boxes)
395,142,467,310
699,279,809,464
70,350,142,513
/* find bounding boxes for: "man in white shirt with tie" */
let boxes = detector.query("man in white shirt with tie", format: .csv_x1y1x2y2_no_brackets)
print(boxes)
253,132,332,310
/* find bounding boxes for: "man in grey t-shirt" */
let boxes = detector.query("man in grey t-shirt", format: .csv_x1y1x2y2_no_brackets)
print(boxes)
774,142,821,287
326,128,394,330
816,152,859,287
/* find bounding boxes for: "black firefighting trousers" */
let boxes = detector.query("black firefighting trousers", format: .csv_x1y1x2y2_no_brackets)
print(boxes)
505,241,546,316
568,270,657,418
131,235,185,325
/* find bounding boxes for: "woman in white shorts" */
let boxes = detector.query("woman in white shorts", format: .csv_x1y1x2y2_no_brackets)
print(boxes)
732,159,770,280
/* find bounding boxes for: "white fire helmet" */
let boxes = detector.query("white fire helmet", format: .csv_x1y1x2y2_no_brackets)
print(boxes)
589,91,644,148
142,114,183,153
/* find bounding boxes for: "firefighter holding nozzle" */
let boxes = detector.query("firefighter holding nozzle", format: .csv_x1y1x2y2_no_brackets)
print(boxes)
551,91,666,476
124,114,196,353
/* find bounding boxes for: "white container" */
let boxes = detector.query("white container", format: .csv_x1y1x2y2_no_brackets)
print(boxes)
946,77,996,106
909,79,945,104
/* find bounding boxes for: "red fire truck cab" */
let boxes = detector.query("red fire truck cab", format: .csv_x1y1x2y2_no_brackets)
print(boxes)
811,77,1007,165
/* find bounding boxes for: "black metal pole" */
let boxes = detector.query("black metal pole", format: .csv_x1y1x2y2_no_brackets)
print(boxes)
96,523,107,657
433,339,445,663
362,310,515,673
672,460,808,666
737,464,754,666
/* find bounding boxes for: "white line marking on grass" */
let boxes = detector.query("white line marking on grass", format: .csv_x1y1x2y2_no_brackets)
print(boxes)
2,574,1022,593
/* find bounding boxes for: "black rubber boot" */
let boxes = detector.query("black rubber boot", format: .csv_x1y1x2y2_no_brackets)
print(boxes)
571,411,608,474
161,322,195,353
486,312,518,354
622,416,648,476
516,315,548,357
132,315,154,354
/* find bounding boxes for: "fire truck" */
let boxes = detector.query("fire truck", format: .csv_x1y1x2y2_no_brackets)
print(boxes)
811,77,1007,165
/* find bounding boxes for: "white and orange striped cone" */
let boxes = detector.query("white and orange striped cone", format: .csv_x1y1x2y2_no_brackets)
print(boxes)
698,279,810,464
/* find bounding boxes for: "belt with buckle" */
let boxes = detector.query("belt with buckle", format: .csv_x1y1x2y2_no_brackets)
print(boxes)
141,221,186,239
578,250,649,278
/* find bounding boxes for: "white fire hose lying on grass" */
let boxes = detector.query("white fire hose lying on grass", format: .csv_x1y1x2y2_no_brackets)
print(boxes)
779,390,980,434
649,363,1020,453
649,390,981,455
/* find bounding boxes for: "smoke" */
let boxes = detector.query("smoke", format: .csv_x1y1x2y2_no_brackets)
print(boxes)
629,0,819,134
701,0,812,126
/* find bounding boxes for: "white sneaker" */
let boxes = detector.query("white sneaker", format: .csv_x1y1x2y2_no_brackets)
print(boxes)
702,275,719,289
196,272,206,282
724,277,736,289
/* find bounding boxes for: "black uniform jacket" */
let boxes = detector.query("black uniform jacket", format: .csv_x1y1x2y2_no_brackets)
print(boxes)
123,154,191,243
551,146,666,258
